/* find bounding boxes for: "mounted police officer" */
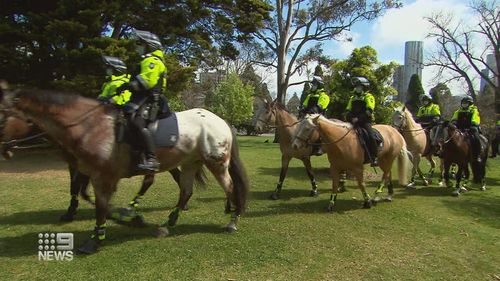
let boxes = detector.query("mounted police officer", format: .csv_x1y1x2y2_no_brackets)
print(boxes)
416,94,441,129
118,29,169,172
451,96,482,163
98,56,132,106
346,76,378,167
300,76,330,116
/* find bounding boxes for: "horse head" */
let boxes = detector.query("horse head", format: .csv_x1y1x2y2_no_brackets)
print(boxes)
253,99,277,132
391,106,407,130
292,114,318,149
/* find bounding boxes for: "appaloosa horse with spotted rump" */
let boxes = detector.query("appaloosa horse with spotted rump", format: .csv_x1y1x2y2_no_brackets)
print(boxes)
0,87,249,254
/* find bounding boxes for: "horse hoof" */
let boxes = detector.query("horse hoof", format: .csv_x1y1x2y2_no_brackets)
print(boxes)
451,191,460,197
309,189,319,197
338,186,346,193
181,205,189,211
59,212,75,222
372,196,381,203
270,193,279,200
130,215,147,228
363,201,372,209
423,180,429,186
326,204,334,212
156,226,170,237
480,186,486,191
384,196,393,202
224,224,237,233
459,187,468,193
405,183,416,190
77,239,100,254
438,181,444,187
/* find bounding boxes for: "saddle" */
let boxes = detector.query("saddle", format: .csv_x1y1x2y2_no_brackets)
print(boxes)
355,127,384,164
114,110,179,176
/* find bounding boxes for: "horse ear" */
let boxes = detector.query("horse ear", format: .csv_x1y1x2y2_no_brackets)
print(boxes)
313,114,321,123
402,105,406,111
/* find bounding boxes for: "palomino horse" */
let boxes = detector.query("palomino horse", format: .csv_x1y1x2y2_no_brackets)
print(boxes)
392,106,439,187
434,122,487,196
292,115,411,210
0,88,248,254
0,94,182,224
253,100,322,199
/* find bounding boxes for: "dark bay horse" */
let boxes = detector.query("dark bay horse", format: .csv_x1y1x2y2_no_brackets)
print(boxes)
0,88,249,254
253,100,322,199
435,122,487,196
293,115,411,210
0,97,181,224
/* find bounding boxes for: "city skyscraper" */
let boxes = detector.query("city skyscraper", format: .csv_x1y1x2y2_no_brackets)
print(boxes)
393,41,424,102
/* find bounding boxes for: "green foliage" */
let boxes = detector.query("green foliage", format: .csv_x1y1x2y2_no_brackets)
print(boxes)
208,72,254,126
406,74,425,114
0,0,270,95
325,46,399,124
429,83,451,105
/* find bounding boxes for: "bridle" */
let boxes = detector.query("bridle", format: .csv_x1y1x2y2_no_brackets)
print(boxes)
393,110,426,133
257,106,299,128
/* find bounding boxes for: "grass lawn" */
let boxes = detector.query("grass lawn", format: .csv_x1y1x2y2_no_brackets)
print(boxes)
0,135,499,280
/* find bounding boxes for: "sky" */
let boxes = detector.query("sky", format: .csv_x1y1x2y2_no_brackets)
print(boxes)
260,0,478,100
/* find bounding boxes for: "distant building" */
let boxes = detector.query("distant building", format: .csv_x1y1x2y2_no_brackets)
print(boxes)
199,70,226,85
479,53,498,92
393,41,424,102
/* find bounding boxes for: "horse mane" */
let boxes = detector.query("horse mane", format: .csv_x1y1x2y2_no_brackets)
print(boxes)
318,116,352,129
401,108,421,130
17,89,80,108
271,101,290,113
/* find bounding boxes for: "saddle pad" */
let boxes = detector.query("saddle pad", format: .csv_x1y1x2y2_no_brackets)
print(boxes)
153,113,179,147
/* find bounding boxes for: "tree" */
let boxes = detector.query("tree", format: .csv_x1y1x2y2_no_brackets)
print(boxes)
425,0,500,115
0,0,271,93
208,72,254,126
287,92,301,116
252,0,401,104
429,83,450,105
326,46,399,124
406,74,425,114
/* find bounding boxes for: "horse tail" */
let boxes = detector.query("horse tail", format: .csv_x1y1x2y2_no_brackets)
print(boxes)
228,128,249,214
397,146,412,186
471,137,488,183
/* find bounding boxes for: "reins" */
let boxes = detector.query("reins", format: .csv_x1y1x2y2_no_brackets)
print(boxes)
63,103,106,128
1,131,47,146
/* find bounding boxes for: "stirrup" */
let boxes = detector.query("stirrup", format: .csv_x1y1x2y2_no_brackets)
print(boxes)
138,159,160,172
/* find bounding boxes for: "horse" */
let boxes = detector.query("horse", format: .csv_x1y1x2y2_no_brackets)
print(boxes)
292,115,411,210
391,106,440,187
0,90,182,225
0,88,249,254
433,121,487,196
253,100,323,199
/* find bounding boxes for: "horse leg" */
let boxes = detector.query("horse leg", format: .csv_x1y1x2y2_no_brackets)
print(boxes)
426,155,436,184
339,171,347,193
452,164,466,196
416,154,429,186
443,160,451,188
77,178,117,254
406,153,419,189
270,155,291,200
326,166,341,212
354,168,372,209
301,158,319,197
166,165,199,229
438,158,445,187
60,166,90,222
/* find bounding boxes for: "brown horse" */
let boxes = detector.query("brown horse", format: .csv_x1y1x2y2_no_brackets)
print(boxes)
391,106,440,187
253,100,323,199
0,88,249,254
434,122,487,196
0,96,182,224
292,115,411,210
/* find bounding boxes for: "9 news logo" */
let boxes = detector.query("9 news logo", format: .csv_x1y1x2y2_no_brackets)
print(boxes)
37,233,74,261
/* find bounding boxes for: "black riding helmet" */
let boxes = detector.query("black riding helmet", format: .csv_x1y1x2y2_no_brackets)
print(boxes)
131,29,163,51
102,55,127,75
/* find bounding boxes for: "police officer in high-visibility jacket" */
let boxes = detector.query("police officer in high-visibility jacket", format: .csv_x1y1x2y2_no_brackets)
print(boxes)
118,29,169,172
451,96,482,163
416,94,441,130
301,76,330,115
346,77,378,167
98,56,132,106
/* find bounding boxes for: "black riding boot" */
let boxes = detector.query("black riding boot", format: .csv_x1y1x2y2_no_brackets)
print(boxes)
367,129,378,167
138,128,160,172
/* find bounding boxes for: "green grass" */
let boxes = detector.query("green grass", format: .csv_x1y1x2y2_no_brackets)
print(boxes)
0,136,499,280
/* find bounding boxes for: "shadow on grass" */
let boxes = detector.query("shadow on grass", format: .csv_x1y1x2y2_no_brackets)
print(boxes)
0,206,170,226
0,223,225,258
440,195,500,229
